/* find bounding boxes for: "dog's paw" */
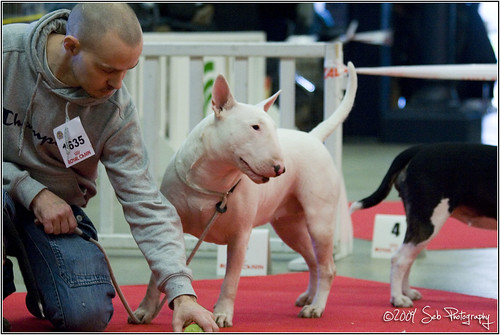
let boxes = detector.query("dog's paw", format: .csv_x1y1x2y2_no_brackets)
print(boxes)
128,306,156,324
298,305,324,318
390,295,414,308
214,312,233,328
404,288,422,301
214,300,234,327
295,292,313,307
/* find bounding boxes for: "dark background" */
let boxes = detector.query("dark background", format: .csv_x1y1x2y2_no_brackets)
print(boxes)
4,3,497,143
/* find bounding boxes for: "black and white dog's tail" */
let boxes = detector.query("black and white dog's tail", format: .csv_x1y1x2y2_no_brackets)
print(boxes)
349,145,423,214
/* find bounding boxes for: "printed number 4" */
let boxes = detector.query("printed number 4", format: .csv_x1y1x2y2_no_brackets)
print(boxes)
62,135,85,150
391,222,400,237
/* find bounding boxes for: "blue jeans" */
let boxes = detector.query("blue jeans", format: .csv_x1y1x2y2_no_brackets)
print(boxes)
3,190,115,331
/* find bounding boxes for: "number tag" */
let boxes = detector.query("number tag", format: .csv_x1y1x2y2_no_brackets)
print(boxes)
371,214,407,259
53,116,95,168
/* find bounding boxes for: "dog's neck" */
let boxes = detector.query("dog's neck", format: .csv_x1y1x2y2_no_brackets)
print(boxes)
175,154,241,197
174,135,242,197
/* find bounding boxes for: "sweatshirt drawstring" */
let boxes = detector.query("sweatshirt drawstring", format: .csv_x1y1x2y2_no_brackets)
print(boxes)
18,74,43,156
64,102,71,160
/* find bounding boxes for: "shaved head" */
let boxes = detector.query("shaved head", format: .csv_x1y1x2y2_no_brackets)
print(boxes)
66,3,142,50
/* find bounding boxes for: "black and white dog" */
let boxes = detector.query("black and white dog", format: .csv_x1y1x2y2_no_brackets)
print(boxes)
350,143,497,307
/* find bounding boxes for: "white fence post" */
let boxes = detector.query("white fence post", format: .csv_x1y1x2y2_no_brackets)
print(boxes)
323,42,353,259
278,58,296,129
234,57,249,102
189,56,205,130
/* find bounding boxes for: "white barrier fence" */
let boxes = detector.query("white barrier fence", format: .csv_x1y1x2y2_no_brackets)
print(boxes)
356,63,498,81
96,38,354,260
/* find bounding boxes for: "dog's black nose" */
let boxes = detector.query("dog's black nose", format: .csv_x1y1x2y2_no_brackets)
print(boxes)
274,165,285,176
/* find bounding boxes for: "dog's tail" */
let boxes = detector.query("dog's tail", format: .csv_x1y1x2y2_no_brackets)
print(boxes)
309,61,358,142
349,145,423,214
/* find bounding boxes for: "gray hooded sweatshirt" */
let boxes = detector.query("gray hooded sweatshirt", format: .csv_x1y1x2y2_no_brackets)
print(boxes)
2,9,195,306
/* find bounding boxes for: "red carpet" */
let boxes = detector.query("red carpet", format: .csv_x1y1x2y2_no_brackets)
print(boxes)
351,201,498,250
3,272,497,333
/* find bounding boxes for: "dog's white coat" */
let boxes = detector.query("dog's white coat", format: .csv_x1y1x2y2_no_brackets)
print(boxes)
133,63,358,327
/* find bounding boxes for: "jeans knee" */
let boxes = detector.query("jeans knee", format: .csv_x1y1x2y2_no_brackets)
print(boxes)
50,285,115,331
62,303,113,331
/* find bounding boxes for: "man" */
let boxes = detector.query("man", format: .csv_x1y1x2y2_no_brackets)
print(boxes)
2,3,218,332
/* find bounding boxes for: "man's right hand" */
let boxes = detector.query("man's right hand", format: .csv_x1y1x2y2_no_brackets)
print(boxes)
30,189,77,235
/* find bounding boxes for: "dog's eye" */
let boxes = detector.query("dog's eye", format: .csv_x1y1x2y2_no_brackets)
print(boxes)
252,125,260,131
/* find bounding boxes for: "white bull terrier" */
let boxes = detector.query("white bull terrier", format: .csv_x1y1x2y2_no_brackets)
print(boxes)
133,62,357,328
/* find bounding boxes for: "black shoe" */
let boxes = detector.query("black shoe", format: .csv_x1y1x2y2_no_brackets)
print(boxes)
3,317,11,332
3,258,16,299
26,292,45,319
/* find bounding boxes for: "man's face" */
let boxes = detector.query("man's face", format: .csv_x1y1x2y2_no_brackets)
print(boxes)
71,31,142,98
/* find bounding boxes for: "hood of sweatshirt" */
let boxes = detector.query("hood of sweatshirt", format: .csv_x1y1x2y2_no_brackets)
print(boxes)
16,9,124,156
26,9,110,107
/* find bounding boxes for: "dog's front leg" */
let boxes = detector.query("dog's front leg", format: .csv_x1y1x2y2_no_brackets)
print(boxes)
214,231,252,328
130,273,162,324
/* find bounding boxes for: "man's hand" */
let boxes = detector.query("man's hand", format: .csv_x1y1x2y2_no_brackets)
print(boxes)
30,189,77,235
172,295,219,332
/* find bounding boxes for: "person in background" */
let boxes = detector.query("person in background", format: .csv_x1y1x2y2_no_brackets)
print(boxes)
2,3,218,332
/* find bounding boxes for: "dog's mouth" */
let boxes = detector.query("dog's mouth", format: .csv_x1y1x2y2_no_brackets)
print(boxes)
239,158,270,183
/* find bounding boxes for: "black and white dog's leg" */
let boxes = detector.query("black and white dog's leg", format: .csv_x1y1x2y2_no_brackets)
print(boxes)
390,241,426,307
390,199,451,307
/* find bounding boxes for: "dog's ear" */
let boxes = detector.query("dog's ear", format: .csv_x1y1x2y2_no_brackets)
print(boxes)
212,74,236,118
257,90,281,112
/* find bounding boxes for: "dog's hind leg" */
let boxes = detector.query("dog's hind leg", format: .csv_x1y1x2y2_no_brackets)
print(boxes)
272,207,336,318
271,215,319,308
390,241,426,307
300,208,336,318
391,199,451,307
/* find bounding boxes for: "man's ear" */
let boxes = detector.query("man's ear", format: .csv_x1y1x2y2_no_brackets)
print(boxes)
63,36,81,55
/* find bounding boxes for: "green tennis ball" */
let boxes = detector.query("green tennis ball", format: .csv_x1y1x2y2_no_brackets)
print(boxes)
184,323,204,332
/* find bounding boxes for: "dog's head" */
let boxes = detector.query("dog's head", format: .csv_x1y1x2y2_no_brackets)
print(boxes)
208,74,285,184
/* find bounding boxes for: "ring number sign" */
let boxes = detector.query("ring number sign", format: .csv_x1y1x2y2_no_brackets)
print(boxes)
371,214,407,258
